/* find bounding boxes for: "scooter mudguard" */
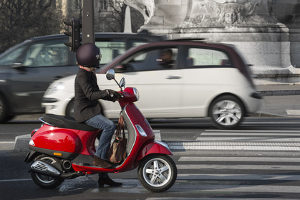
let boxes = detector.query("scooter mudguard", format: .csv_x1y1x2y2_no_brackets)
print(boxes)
136,141,172,161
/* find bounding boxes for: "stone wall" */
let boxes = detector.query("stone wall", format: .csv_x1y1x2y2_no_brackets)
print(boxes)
132,0,300,74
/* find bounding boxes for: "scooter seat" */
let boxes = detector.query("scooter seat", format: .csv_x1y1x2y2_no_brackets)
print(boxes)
40,114,98,131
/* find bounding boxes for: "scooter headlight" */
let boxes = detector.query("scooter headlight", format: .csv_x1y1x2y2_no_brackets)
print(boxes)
133,88,139,101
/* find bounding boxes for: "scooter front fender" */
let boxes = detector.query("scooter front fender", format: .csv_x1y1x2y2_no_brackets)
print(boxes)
137,141,172,161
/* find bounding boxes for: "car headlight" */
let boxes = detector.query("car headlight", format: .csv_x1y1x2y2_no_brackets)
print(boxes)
45,82,65,96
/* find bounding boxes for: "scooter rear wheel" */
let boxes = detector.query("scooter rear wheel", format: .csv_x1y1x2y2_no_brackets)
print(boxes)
31,155,63,189
138,154,177,192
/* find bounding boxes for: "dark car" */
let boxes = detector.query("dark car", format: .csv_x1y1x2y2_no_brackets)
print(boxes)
0,32,163,122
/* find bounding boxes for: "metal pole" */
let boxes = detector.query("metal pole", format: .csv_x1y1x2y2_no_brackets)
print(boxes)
82,0,95,44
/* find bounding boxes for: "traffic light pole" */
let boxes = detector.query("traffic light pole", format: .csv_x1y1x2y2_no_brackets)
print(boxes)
82,0,95,44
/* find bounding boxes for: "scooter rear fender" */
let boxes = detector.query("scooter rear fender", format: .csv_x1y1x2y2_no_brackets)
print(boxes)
136,141,172,161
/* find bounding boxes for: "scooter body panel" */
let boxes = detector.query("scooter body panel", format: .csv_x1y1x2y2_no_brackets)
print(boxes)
31,124,81,154
31,124,100,156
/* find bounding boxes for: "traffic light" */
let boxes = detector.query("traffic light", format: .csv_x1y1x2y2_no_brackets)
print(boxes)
64,18,81,52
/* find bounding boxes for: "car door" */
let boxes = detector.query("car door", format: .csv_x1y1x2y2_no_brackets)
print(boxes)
180,45,234,117
102,46,183,118
9,38,77,113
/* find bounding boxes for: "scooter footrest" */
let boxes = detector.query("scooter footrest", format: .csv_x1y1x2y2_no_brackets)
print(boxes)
73,162,92,166
72,155,94,166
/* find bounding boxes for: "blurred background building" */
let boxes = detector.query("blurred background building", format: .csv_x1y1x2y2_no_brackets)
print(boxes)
125,0,300,74
0,0,299,74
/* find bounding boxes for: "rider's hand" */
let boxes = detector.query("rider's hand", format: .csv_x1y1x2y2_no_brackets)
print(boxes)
106,89,122,102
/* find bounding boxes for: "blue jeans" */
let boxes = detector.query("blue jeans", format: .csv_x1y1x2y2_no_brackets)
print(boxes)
85,114,116,160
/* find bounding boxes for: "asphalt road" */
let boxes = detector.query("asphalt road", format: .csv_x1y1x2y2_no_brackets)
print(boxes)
1,117,300,200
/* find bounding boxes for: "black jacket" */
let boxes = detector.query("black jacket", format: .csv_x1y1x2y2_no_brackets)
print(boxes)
74,68,109,122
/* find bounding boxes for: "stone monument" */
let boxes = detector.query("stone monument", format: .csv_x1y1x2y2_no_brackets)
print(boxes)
124,0,300,76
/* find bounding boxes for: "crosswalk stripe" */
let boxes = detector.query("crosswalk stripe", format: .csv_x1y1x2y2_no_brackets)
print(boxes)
100,179,300,194
147,198,296,200
170,141,300,146
201,132,300,136
196,137,300,142
185,185,300,194
204,129,300,133
178,156,300,162
176,164,300,171
170,145,300,151
177,174,300,181
168,141,300,151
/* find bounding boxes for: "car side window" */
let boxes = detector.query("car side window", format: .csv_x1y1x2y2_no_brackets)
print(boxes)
118,47,178,72
23,40,70,67
96,41,126,65
186,48,232,68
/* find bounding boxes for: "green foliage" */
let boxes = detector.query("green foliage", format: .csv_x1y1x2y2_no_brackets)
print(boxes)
0,0,62,53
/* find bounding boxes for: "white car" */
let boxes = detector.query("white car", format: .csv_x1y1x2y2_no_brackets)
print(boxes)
43,40,262,129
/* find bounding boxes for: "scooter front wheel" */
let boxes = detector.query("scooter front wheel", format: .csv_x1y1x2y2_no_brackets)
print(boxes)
138,154,177,192
31,155,63,189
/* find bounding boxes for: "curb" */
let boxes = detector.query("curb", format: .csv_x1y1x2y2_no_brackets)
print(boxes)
258,90,300,96
14,134,30,152
249,112,285,118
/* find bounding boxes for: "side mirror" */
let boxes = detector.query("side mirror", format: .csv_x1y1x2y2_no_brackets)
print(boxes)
12,63,26,71
106,69,115,80
119,77,125,88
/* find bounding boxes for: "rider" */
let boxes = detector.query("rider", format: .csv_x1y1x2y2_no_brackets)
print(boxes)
74,43,122,187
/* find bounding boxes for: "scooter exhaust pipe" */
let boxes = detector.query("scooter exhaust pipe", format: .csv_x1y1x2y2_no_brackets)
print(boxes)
30,160,61,177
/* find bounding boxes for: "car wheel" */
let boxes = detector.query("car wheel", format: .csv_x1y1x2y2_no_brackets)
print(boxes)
209,95,245,129
0,95,10,123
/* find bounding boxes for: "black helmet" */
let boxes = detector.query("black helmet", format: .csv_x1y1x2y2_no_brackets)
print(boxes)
76,43,101,68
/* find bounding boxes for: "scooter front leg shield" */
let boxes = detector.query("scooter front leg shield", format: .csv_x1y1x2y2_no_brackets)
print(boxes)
137,141,172,161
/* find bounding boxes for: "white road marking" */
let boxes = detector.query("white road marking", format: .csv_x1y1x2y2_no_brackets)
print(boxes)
178,173,300,181
196,137,300,142
0,141,15,144
243,121,300,125
170,141,300,146
201,133,300,136
287,109,300,115
147,198,295,200
178,156,300,163
203,129,300,133
0,178,31,182
169,144,300,151
177,164,300,171
168,129,300,151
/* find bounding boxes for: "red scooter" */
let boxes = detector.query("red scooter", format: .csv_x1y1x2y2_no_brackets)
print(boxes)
25,69,177,192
